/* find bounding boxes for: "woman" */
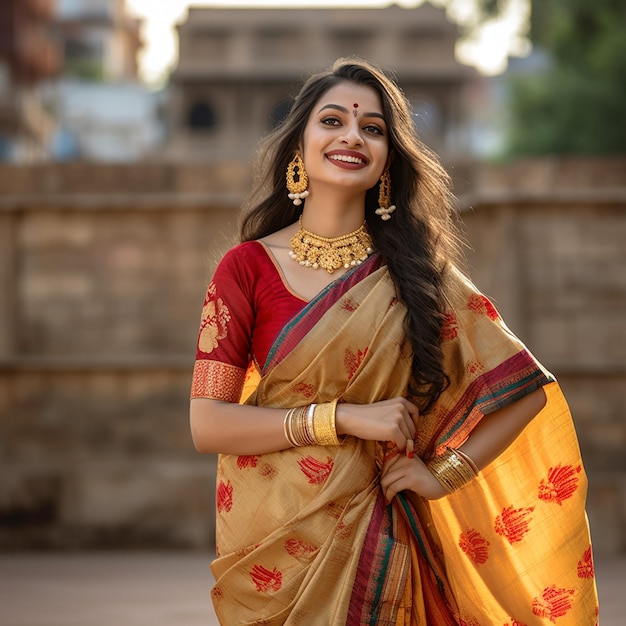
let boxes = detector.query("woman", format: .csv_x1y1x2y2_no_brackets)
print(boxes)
190,58,598,625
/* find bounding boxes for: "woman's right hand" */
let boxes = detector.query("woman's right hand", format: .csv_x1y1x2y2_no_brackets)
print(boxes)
335,398,419,453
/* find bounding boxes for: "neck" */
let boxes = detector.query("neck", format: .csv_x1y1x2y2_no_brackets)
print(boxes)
299,189,366,238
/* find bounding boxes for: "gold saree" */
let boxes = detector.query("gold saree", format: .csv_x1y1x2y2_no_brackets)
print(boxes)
209,259,599,625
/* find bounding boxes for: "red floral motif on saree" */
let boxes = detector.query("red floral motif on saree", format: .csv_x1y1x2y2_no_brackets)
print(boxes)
538,464,582,505
298,455,334,484
198,282,231,353
291,382,316,399
467,293,500,320
345,346,369,380
216,480,233,513
341,297,359,312
250,564,282,592
211,586,224,601
459,528,490,565
337,520,354,540
494,505,535,544
459,617,481,626
441,311,458,340
284,538,317,558
531,585,575,622
324,501,344,519
235,543,261,558
259,462,278,479
577,546,595,579
503,619,527,626
465,358,485,376
237,455,260,469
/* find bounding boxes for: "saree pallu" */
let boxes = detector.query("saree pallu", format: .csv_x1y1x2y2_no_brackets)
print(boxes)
210,258,599,625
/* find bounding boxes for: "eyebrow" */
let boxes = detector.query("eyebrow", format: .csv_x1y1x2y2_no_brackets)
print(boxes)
318,103,386,121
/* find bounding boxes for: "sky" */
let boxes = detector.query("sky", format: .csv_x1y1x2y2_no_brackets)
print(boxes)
125,0,531,85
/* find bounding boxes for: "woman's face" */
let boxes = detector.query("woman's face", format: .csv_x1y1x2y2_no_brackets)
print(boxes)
300,81,390,196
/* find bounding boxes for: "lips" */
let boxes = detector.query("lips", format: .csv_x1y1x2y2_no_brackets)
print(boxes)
325,150,369,168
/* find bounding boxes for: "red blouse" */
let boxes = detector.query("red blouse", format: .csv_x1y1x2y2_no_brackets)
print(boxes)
191,241,307,402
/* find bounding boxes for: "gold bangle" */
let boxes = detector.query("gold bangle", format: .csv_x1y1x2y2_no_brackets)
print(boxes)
306,404,317,445
283,408,298,447
284,400,341,447
292,405,310,446
427,447,478,494
312,399,340,445
452,447,479,475
285,405,314,447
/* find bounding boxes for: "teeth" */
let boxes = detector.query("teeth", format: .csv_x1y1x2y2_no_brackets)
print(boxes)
328,154,364,164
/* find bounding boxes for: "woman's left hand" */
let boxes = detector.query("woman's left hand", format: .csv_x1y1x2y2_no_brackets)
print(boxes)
380,453,447,502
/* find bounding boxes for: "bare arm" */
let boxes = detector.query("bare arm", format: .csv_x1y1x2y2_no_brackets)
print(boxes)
457,386,546,468
189,396,420,456
190,399,288,455
380,387,547,501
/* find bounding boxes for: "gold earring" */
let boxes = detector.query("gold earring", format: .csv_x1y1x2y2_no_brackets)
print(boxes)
375,170,396,221
286,154,309,206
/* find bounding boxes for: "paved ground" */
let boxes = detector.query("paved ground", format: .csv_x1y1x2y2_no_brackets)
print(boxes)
0,552,623,625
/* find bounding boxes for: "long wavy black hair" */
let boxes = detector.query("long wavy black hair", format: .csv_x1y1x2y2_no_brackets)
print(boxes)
240,58,464,412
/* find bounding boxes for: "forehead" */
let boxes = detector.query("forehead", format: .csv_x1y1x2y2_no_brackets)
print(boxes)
315,82,383,113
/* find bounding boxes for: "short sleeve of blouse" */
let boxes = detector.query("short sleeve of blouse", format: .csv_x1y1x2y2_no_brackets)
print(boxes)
190,245,255,402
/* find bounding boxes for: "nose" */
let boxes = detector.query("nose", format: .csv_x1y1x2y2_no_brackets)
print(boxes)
340,121,363,146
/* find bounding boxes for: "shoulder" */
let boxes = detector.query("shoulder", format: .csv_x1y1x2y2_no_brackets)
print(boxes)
220,240,265,264
215,241,268,274
443,264,502,321
212,241,273,296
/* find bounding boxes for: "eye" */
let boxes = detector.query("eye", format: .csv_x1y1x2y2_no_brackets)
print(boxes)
364,124,384,136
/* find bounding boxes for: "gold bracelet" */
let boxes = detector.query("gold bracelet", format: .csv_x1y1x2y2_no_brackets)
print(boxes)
285,405,308,447
283,408,298,447
292,405,309,446
312,399,340,445
452,447,479,475
297,405,316,446
306,404,316,445
284,400,341,447
427,447,479,494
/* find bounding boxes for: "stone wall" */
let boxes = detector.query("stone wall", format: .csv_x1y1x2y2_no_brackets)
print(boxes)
0,158,625,555
0,163,247,549
460,157,626,557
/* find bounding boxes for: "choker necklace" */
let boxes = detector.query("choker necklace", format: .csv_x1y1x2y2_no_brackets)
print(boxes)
289,217,374,273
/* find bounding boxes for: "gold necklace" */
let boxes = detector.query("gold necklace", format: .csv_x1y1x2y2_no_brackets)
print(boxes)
289,217,374,273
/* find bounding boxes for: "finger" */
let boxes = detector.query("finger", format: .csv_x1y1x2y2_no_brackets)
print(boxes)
394,399,418,440
383,476,409,504
405,438,414,459
381,454,400,478
402,398,420,428
380,463,406,490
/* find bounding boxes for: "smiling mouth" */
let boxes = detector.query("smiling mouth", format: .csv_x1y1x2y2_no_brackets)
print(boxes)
327,154,367,165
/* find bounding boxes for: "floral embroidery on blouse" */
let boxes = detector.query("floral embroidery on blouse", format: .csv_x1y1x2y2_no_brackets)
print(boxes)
198,282,231,353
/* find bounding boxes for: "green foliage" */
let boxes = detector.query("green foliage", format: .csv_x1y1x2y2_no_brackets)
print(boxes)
507,0,626,155
64,59,105,82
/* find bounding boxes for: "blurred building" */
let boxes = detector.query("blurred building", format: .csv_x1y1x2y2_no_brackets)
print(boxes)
56,0,141,82
168,4,480,161
49,81,165,161
48,0,164,161
0,0,61,161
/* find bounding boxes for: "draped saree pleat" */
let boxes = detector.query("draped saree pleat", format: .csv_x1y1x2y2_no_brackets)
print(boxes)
209,257,599,625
